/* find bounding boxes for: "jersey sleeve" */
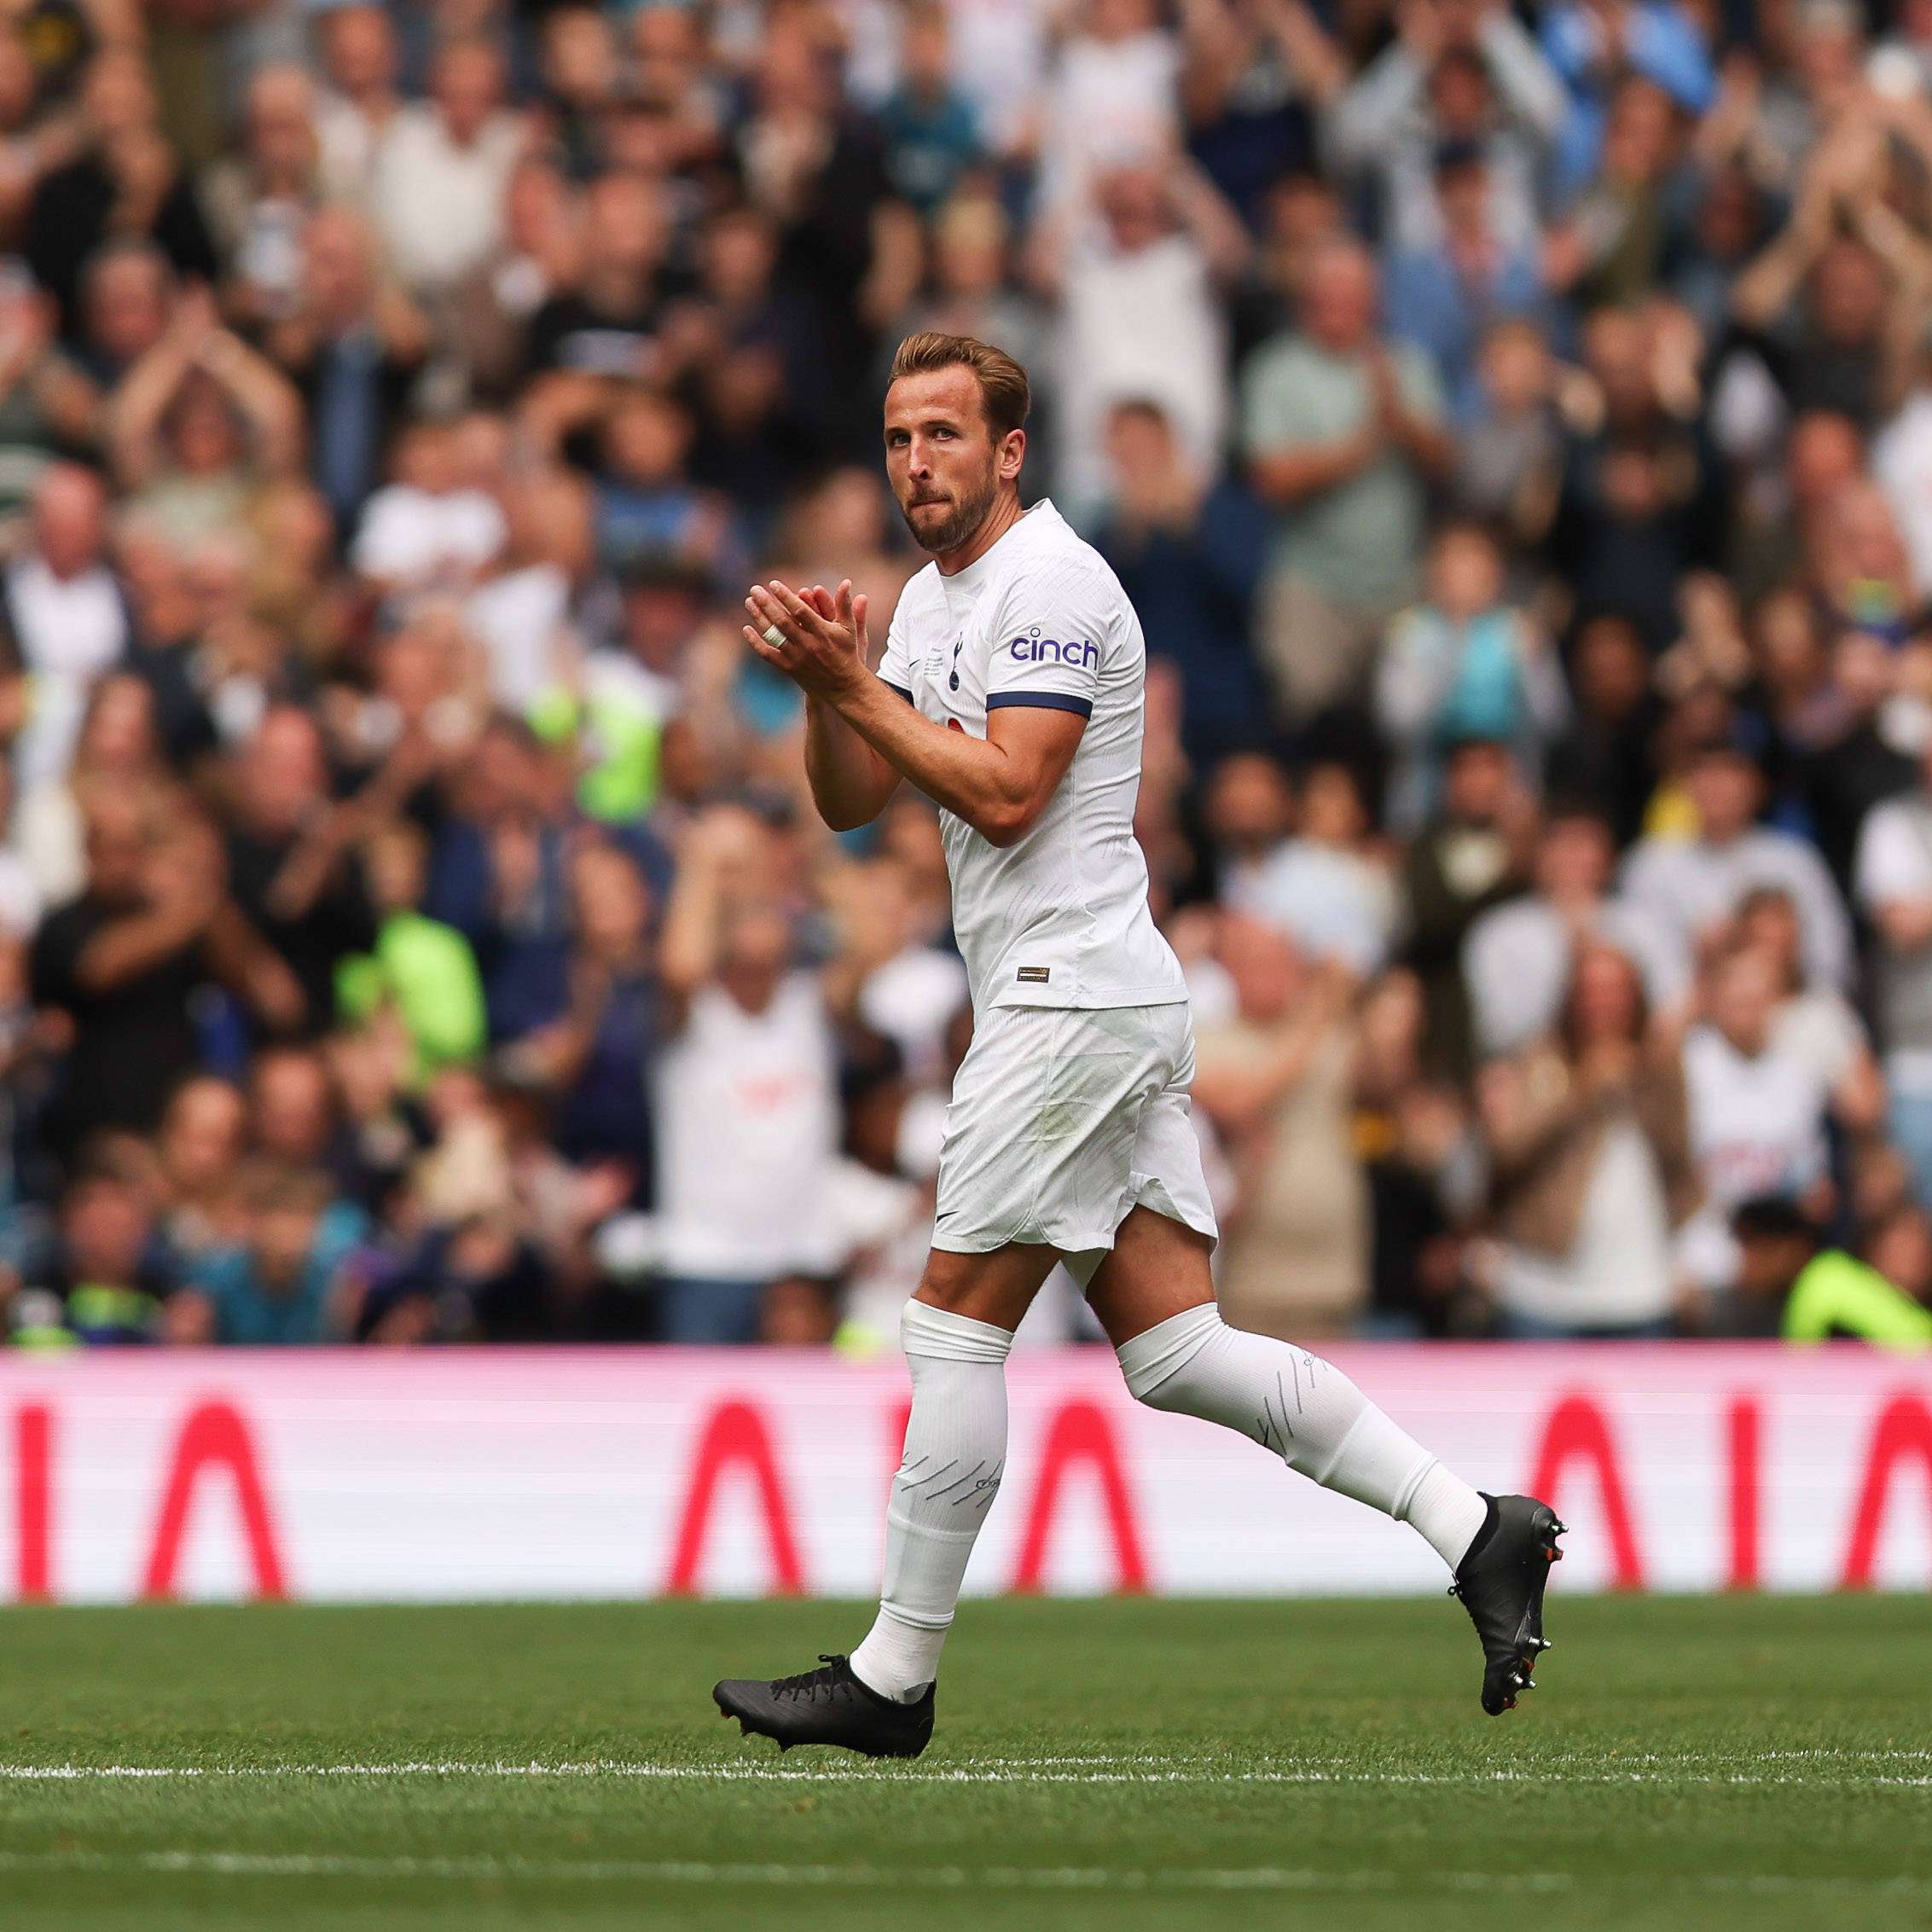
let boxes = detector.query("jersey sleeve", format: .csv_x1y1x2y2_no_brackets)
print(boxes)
875,606,914,705
983,564,1112,720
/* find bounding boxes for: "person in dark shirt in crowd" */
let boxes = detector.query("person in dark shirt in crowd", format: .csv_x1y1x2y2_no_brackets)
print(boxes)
522,169,672,383
26,49,218,336
1545,612,1663,850
878,3,982,215
1401,737,1535,1080
22,1144,180,1343
496,838,658,1195
30,795,299,1163
267,206,429,535
221,704,377,1039
1095,397,1269,769
424,713,576,1042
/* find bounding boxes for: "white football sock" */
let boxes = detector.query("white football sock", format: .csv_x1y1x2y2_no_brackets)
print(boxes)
1117,1305,1488,1571
849,1301,1013,1703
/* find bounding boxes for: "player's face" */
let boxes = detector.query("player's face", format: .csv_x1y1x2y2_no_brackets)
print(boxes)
883,368,1018,556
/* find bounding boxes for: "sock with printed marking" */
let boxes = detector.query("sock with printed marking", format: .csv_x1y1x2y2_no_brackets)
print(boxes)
849,1301,1013,1703
1116,1305,1488,1571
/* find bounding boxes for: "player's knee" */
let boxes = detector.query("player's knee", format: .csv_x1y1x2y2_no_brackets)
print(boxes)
1115,1303,1225,1407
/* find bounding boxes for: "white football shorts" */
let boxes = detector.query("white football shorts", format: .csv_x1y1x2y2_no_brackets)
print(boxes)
930,1001,1219,1285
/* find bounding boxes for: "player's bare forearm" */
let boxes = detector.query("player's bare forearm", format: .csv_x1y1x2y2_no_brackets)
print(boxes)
826,676,1082,848
803,693,900,832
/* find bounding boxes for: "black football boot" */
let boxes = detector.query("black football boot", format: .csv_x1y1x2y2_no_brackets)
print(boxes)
1450,1493,1566,1715
713,1655,934,1759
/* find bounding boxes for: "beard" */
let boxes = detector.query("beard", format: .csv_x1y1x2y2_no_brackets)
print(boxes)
897,462,999,556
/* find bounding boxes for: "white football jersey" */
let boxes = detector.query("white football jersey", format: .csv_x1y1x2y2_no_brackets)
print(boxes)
875,500,1187,1014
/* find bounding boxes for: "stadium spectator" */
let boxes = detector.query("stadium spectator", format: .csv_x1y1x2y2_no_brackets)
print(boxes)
652,806,840,1342
26,49,217,334
1094,397,1268,768
5,463,129,793
1622,737,1852,991
1465,804,1688,1060
27,1146,178,1343
30,799,290,1160
1375,519,1568,831
369,38,525,300
1326,0,1566,253
1244,237,1452,722
1220,757,1398,977
1193,911,1365,1337
171,1161,368,1344
1401,737,1535,1078
1476,938,1695,1337
1678,937,1836,1292
219,705,375,1039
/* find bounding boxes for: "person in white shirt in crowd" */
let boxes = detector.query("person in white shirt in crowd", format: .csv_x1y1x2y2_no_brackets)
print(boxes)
1037,0,1183,219
1871,312,1932,598
462,466,592,716
351,417,508,604
1323,0,1566,254
14,670,171,911
653,804,842,1343
824,852,969,1089
4,462,129,794
369,38,527,300
1677,937,1834,1293
1224,757,1399,977
1620,735,1851,991
0,756,41,940
937,0,1051,162
1477,938,1695,1337
1854,737,1932,1208
311,2,403,212
1733,884,1884,1131
1038,156,1248,521
1465,804,1689,1060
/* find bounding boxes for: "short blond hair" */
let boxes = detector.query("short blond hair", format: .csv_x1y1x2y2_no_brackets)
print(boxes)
888,332,1030,438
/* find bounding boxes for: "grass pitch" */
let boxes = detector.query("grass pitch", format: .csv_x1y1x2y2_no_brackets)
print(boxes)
1,1595,1929,1930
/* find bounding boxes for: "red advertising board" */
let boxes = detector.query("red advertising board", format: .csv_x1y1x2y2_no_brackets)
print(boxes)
3,1345,1930,1602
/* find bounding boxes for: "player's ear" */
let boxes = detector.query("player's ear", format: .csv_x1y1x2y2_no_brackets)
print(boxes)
997,428,1026,482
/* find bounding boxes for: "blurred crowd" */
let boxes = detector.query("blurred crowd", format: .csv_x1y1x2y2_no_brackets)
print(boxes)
8,0,1932,1348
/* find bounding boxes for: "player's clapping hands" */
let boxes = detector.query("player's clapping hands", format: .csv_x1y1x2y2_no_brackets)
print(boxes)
743,577,873,702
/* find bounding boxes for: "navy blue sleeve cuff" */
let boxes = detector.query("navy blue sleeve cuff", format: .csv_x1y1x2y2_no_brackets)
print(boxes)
883,680,914,704
985,690,1093,719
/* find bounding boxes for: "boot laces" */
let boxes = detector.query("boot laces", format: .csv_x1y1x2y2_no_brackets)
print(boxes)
771,1656,849,1703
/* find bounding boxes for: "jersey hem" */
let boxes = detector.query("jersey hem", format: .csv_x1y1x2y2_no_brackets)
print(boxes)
981,988,1192,1012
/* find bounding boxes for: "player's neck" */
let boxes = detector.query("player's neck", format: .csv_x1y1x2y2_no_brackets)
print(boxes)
931,489,1024,577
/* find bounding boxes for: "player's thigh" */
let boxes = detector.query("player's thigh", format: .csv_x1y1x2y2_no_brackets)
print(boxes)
1085,1204,1216,1348
912,1241,1065,1331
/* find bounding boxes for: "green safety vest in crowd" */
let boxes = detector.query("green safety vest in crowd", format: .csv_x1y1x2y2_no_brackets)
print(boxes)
1783,1253,1932,1351
336,912,487,1082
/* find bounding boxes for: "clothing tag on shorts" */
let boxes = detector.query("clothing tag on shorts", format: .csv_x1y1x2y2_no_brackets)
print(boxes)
1015,966,1050,983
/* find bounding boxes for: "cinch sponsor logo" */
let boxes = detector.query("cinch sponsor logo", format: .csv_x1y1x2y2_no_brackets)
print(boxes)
1008,629,1098,668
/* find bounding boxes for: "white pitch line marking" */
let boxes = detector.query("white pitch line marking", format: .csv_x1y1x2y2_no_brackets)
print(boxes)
1,1850,1931,1898
3,1757,1932,1788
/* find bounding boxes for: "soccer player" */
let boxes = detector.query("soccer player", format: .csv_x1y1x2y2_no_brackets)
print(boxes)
713,333,1563,1759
